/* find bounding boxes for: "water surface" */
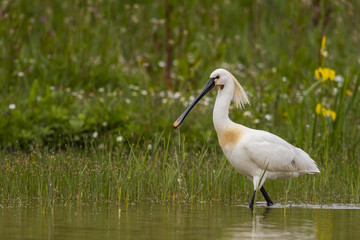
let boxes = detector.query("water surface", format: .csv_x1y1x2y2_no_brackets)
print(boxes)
1,202,360,239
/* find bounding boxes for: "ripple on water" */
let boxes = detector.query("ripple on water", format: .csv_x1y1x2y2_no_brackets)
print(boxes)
235,202,360,209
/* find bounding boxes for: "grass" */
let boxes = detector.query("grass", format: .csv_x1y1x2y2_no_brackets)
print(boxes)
1,132,359,205
0,1,359,205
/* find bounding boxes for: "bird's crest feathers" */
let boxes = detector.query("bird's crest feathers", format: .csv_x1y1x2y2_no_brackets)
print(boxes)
231,74,250,109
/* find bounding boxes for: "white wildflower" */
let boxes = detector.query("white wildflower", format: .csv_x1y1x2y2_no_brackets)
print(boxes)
237,63,245,70
265,114,272,121
257,63,264,69
243,111,252,117
159,91,166,97
92,131,98,138
129,84,140,91
9,104,16,110
116,136,123,142
158,61,166,68
332,88,338,96
130,15,139,24
167,91,181,99
202,96,211,106
17,72,24,77
334,75,344,87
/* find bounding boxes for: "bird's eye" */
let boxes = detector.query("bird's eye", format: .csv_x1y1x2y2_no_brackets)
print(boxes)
215,75,220,79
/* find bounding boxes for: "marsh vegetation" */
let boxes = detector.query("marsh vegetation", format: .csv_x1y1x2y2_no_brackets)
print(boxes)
0,1,359,205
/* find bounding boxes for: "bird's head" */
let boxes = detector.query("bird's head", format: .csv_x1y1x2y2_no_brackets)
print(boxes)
209,68,231,90
210,68,250,109
173,68,250,129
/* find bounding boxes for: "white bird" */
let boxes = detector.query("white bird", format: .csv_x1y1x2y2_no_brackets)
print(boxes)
173,68,320,208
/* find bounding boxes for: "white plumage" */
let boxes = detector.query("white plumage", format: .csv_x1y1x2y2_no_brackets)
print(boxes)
173,68,320,208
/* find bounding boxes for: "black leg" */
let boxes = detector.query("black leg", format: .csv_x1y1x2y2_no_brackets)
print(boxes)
260,186,273,206
249,190,256,209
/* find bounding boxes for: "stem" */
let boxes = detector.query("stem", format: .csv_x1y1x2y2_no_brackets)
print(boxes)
164,0,172,88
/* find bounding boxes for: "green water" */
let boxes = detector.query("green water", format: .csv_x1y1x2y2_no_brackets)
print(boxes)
1,203,360,239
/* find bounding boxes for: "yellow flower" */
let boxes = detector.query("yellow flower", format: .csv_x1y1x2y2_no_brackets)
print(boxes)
346,89,352,96
316,103,323,115
315,103,336,121
320,36,328,57
314,68,321,80
325,110,336,121
321,106,327,116
321,36,326,52
328,68,335,80
314,67,336,82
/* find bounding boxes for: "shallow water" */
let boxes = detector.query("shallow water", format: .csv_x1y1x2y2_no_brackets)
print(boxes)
1,202,360,239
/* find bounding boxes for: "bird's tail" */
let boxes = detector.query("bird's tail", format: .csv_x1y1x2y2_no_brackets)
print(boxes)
294,147,320,174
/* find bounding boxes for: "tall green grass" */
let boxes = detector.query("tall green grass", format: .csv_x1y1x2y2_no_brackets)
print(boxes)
1,132,359,205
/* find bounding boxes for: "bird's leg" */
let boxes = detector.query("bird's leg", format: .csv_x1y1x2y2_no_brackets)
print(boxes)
260,186,273,206
249,190,256,209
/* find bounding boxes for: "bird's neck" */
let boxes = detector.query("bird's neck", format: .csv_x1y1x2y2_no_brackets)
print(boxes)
213,86,234,133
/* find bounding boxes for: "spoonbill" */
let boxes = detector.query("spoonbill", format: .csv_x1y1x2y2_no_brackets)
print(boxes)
173,68,320,208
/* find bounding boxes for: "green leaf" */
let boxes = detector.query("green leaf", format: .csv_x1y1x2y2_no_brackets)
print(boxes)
28,79,39,105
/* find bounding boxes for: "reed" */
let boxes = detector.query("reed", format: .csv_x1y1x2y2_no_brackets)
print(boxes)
1,132,358,205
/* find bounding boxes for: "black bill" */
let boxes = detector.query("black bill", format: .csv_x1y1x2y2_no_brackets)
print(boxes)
173,78,215,129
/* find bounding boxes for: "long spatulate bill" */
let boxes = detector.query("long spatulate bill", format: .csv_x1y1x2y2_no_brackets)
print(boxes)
173,78,215,128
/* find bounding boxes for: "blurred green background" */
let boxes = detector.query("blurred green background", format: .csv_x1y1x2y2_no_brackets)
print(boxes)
1,0,359,204
0,0,359,149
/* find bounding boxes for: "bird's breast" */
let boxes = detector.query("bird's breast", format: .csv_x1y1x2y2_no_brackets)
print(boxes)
217,126,244,150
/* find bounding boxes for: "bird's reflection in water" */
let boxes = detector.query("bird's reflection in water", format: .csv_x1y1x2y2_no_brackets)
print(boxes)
222,206,315,240
249,205,272,217
250,207,272,237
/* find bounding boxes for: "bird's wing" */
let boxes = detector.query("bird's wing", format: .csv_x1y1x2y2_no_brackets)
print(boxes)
242,130,298,172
